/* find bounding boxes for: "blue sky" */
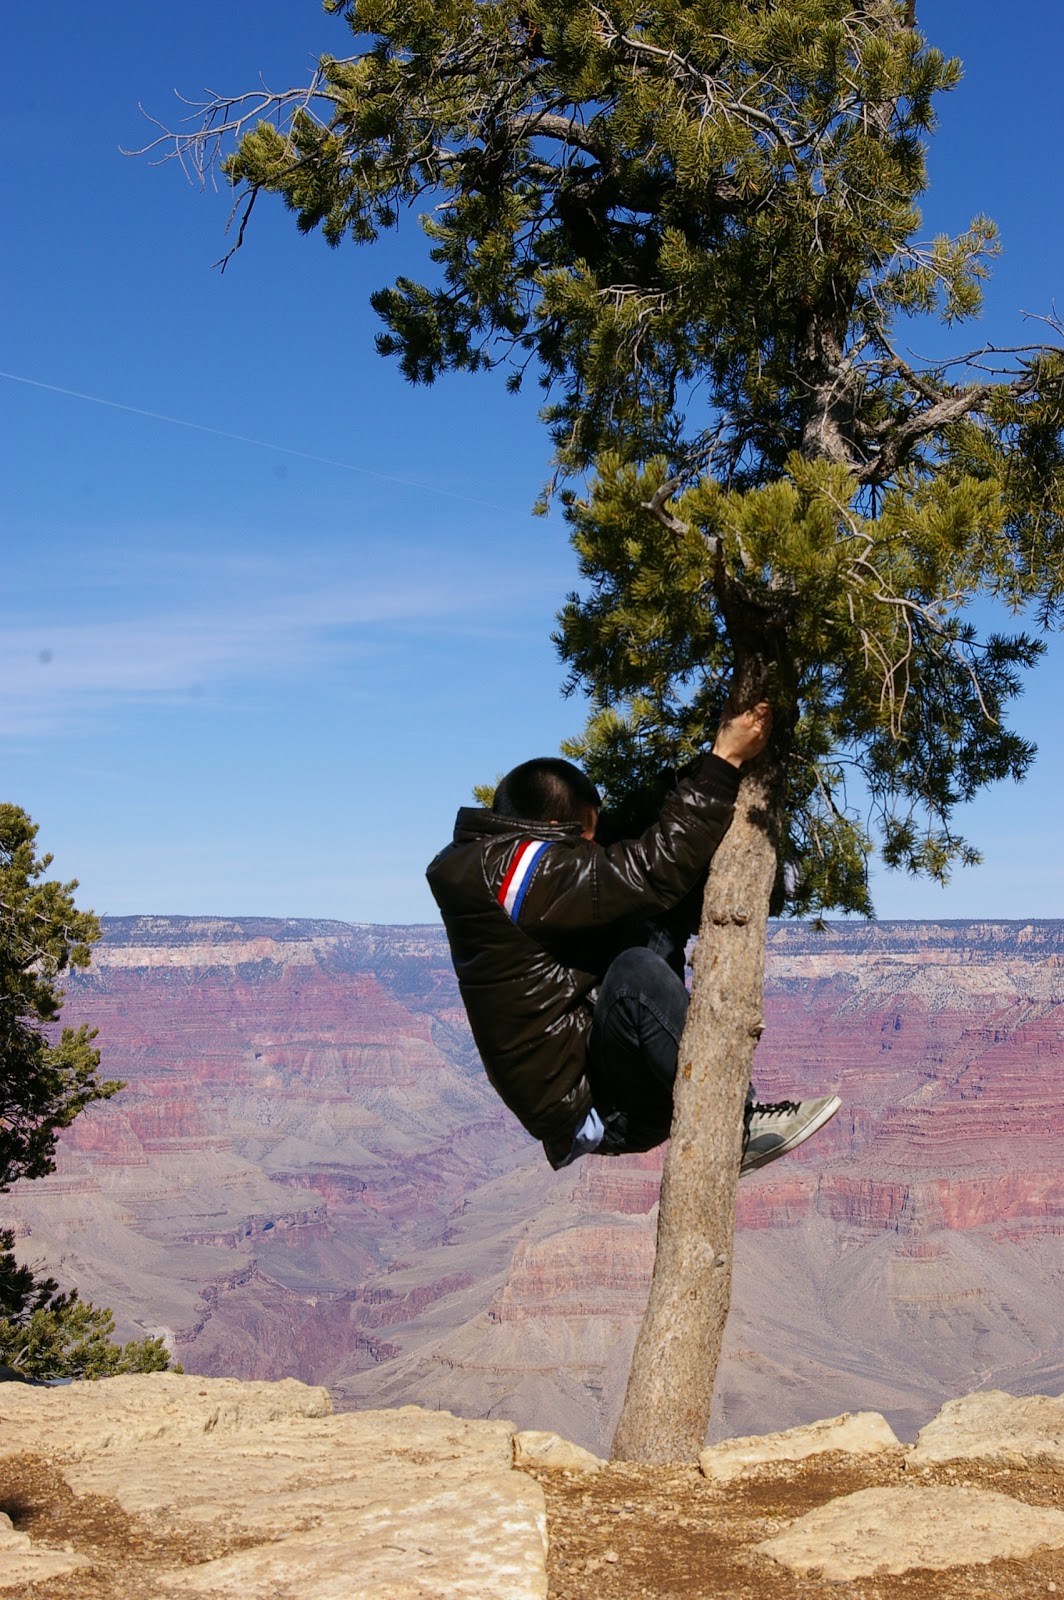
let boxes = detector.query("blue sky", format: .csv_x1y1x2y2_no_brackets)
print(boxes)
3,2,1062,924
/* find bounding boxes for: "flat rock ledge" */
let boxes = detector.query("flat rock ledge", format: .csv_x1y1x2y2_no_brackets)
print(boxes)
756,1484,1064,1581
5,1377,1064,1596
911,1388,1064,1469
699,1409,901,1481
0,1373,547,1599
513,1431,604,1474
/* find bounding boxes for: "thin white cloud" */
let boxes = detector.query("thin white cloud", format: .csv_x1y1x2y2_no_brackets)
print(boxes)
1,565,559,737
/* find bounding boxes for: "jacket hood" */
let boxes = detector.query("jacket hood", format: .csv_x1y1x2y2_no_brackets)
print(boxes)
451,807,584,847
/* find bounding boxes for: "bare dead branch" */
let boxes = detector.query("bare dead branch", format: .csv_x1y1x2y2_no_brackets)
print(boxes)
126,73,340,188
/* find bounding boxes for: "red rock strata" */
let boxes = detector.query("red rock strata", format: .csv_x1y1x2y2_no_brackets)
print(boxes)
6,915,1063,1453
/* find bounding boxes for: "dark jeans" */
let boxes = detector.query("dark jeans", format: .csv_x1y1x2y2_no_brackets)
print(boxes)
587,946,688,1154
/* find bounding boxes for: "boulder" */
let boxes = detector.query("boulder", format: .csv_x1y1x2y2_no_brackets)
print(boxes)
513,1430,604,1473
699,1410,901,1481
0,1375,547,1600
911,1388,1064,1468
0,1371,331,1457
756,1484,1064,1580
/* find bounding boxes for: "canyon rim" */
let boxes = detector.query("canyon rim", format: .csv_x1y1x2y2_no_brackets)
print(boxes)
5,916,1063,1455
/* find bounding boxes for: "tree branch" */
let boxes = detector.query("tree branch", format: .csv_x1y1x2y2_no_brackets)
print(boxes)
640,476,692,538
859,381,994,485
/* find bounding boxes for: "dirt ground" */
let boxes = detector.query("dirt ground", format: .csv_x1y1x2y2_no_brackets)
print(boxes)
0,1454,261,1600
2,1448,1064,1598
531,1450,1064,1600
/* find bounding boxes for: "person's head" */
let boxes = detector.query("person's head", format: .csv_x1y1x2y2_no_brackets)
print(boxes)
492,757,600,839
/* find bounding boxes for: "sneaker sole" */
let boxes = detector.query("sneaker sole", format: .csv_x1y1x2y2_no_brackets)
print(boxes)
741,1094,842,1175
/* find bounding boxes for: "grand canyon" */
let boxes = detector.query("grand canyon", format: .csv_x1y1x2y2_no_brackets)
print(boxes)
6,916,1064,1455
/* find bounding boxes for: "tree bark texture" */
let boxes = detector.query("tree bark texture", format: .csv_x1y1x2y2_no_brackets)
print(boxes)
611,760,781,1463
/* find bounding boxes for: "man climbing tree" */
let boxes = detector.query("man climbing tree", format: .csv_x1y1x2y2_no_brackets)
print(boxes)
148,0,1064,1459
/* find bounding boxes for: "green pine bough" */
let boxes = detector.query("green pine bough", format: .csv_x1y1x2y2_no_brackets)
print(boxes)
0,805,175,1381
144,0,1064,1460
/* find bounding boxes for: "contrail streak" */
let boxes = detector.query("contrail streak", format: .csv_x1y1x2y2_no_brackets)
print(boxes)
0,369,522,514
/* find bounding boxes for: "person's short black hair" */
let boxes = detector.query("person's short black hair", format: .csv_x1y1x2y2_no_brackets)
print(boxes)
492,757,601,825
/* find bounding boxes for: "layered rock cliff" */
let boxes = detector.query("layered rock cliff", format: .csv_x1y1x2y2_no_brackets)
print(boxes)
6,916,1063,1454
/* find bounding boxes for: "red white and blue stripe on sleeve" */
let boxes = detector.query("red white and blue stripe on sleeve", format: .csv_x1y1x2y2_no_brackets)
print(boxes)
497,840,552,921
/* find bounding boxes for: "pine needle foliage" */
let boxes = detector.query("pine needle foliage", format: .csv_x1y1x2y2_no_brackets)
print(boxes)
0,806,176,1381
0,1229,175,1382
557,451,1044,914
151,0,1063,914
1,804,120,1191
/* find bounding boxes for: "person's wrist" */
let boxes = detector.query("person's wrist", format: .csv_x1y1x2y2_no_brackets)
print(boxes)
701,752,742,802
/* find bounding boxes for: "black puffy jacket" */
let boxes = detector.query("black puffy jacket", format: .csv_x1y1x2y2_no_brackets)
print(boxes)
425,754,740,1146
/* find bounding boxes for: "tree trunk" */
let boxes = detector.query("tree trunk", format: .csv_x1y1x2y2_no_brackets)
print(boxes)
610,757,782,1463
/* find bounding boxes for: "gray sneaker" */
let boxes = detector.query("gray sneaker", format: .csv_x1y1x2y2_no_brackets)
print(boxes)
740,1094,841,1176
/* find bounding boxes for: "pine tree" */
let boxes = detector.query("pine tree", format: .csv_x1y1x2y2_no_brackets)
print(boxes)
0,1229,174,1381
0,805,175,1380
0,803,116,1191
148,0,1064,1459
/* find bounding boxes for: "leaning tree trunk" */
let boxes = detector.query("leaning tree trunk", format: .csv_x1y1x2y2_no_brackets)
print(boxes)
611,748,784,1463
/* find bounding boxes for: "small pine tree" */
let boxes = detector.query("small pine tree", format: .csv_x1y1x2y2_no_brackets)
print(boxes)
0,1229,175,1381
0,806,177,1381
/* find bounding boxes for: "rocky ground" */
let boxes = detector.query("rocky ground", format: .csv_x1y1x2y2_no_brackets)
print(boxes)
0,1376,544,1599
538,1453,1064,1600
3,1377,1064,1598
1,1453,255,1600
4,1446,1064,1598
